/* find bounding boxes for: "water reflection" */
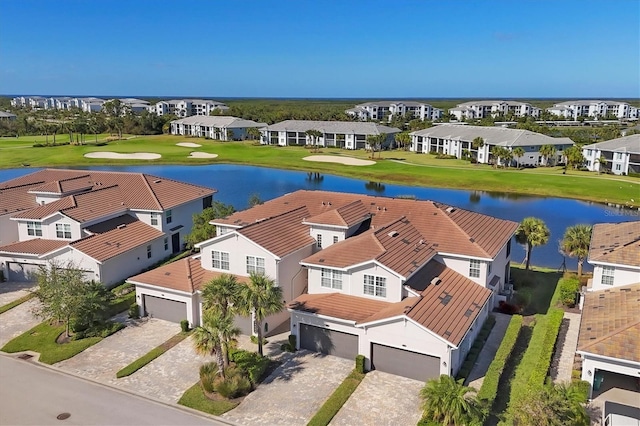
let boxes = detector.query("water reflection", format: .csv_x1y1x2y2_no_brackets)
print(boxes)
365,181,386,193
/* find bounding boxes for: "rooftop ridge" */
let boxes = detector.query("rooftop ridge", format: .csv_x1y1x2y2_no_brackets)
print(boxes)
241,205,309,229
433,202,491,258
141,174,163,210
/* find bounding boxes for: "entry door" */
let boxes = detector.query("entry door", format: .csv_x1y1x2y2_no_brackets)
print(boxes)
171,233,180,254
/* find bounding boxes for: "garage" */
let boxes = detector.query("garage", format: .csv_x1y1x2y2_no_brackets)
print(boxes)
299,324,358,359
143,295,187,323
371,343,440,381
234,314,254,335
7,262,41,282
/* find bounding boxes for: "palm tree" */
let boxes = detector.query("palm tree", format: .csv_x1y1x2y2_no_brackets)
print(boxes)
192,310,239,375
237,273,284,356
560,224,592,277
595,155,607,174
471,137,484,165
512,147,525,168
539,144,557,166
394,131,411,150
420,375,484,426
246,127,261,142
201,274,241,318
305,129,323,152
516,217,550,270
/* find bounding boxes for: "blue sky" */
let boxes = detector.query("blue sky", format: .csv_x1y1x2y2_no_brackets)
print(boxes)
1,0,638,98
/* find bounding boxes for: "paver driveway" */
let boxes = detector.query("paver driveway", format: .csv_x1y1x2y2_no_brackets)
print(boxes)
55,318,179,382
222,350,353,426
0,281,35,306
330,371,424,426
0,298,42,348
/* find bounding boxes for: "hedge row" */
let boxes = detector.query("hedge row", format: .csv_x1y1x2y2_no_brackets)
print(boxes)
456,315,497,381
529,308,564,386
549,275,567,310
557,277,581,307
477,315,523,403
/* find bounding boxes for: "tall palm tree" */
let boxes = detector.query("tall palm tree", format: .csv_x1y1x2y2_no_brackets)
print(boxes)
512,147,525,168
420,375,484,426
237,273,284,356
560,224,592,277
595,155,607,174
192,310,239,375
539,144,557,166
516,217,550,270
201,274,241,318
246,127,261,142
471,137,484,165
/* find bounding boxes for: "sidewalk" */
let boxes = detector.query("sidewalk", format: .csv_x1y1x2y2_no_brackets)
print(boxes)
466,313,511,390
553,312,581,383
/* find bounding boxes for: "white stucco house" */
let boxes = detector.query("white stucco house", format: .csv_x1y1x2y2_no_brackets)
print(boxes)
128,190,518,381
0,169,215,287
149,99,229,117
547,100,639,120
170,116,266,141
346,101,443,122
582,135,640,175
410,124,574,166
448,101,541,121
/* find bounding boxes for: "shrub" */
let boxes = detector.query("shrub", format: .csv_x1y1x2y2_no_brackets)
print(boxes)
128,303,140,319
280,334,297,352
558,277,581,307
200,362,219,394
250,335,267,345
180,319,190,332
214,367,252,399
232,350,269,384
529,308,564,386
74,321,123,339
498,300,521,314
355,355,365,374
570,380,590,403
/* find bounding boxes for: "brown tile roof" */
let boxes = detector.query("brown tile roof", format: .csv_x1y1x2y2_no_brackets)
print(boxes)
238,207,316,258
0,185,40,216
588,222,640,267
0,238,69,256
29,174,93,194
85,214,139,234
302,231,384,269
71,219,164,262
288,293,394,323
12,197,77,220
128,256,250,293
577,283,640,362
303,200,371,228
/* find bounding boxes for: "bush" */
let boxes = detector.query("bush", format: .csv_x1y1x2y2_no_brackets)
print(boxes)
213,367,252,399
280,334,297,352
570,380,590,403
498,300,521,314
558,277,581,307
435,153,457,159
200,362,219,393
74,321,123,339
529,308,564,386
250,335,267,345
180,319,190,332
231,349,270,384
355,355,365,374
128,303,140,319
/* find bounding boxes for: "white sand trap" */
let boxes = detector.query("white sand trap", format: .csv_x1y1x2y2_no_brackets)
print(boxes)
188,152,219,159
177,142,202,148
84,152,161,160
303,155,375,166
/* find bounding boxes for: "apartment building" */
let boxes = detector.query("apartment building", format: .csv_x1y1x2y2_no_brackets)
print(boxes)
582,135,640,175
149,99,229,117
170,115,266,141
449,100,541,121
346,101,443,122
547,100,639,120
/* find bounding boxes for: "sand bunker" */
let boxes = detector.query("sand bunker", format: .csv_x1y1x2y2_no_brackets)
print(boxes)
176,142,202,148
303,155,375,166
188,152,219,159
84,152,161,160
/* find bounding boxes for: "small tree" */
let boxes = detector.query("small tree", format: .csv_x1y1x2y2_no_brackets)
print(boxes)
184,202,236,250
366,133,387,158
420,375,484,426
305,129,323,152
595,155,607,174
564,145,585,171
248,193,262,207
192,310,239,378
560,224,592,277
516,217,550,270
471,137,485,164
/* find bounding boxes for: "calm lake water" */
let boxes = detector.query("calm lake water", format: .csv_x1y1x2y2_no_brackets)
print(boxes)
1,165,637,270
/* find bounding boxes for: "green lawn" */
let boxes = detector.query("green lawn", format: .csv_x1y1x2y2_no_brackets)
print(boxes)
0,293,35,315
177,383,239,416
116,331,190,378
0,134,637,206
307,370,365,426
1,321,102,364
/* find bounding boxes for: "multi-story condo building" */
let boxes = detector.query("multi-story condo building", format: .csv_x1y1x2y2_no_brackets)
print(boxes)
582,134,640,175
547,100,639,120
346,101,443,122
149,99,229,117
0,169,215,286
410,124,574,166
260,120,400,150
449,100,541,121
170,116,266,141
128,190,518,382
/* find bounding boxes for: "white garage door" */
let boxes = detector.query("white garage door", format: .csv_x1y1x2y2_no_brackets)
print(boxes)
144,295,187,323
8,262,41,282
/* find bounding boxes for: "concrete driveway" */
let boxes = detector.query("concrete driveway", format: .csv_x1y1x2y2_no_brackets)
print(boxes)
55,318,179,383
222,350,353,426
330,371,424,426
0,298,42,348
0,281,35,306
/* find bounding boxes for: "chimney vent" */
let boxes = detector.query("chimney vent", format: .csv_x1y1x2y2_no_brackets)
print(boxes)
388,231,399,237
117,224,126,229
431,277,442,286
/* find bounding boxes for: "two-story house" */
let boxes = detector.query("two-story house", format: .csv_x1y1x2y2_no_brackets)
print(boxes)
0,169,215,286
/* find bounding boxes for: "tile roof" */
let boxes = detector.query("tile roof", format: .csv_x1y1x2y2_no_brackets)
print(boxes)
0,238,69,256
71,219,164,262
28,174,93,194
171,116,265,128
588,222,640,267
128,256,250,293
582,134,640,154
84,214,139,234
303,200,371,228
577,283,640,362
0,185,41,216
287,293,394,323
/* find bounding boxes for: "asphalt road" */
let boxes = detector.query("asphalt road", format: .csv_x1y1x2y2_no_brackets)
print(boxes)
0,355,228,426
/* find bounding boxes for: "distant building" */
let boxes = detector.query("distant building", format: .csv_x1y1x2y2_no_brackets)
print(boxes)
449,100,541,121
149,99,229,117
547,100,639,120
582,134,640,175
346,101,443,122
170,116,266,141
0,111,17,121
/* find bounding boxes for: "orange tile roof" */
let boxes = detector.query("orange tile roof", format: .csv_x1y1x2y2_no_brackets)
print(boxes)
0,238,69,256
129,256,250,293
29,174,93,194
12,197,77,220
303,200,371,228
85,214,139,234
588,222,640,267
578,283,640,362
287,293,394,323
303,231,385,268
71,219,164,262
0,185,40,216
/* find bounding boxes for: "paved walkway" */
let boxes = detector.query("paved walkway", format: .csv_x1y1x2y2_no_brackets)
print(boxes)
0,298,42,347
222,351,352,425
553,312,581,383
330,371,423,426
55,318,179,382
467,313,511,390
0,281,36,306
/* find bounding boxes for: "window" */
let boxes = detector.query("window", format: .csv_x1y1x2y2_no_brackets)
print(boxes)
506,239,511,258
166,210,172,224
469,259,481,278
364,274,386,298
316,234,322,248
27,222,42,236
56,223,72,239
615,164,621,171
164,237,169,251
202,195,213,209
333,236,339,244
212,251,230,270
321,268,342,289
147,245,152,259
601,266,615,286
246,256,265,275
151,213,158,226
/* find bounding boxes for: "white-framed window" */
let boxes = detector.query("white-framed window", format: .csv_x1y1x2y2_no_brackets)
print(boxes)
487,262,492,275
246,256,265,275
27,221,42,236
147,245,152,259
164,237,169,251
151,212,158,226
333,236,339,244
615,164,621,171
469,259,481,278
212,251,230,270
55,223,72,239
316,234,322,248
601,266,615,286
321,268,342,289
363,274,386,298
166,210,172,224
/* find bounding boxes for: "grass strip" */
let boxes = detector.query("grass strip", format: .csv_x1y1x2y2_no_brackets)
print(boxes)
307,370,365,426
0,293,35,315
178,382,239,416
116,331,190,378
1,321,101,364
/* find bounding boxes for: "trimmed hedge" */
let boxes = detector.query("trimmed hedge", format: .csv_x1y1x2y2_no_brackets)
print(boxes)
307,370,365,426
456,315,497,381
558,277,581,307
477,315,522,403
116,331,189,378
229,349,270,384
0,293,35,315
529,308,564,386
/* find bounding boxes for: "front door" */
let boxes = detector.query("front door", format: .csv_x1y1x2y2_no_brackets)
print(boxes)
171,233,180,254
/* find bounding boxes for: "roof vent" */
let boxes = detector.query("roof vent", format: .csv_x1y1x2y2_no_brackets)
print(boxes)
117,224,126,229
431,277,442,286
388,231,399,237
446,207,456,213
154,180,161,183
322,202,325,206
419,239,424,245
